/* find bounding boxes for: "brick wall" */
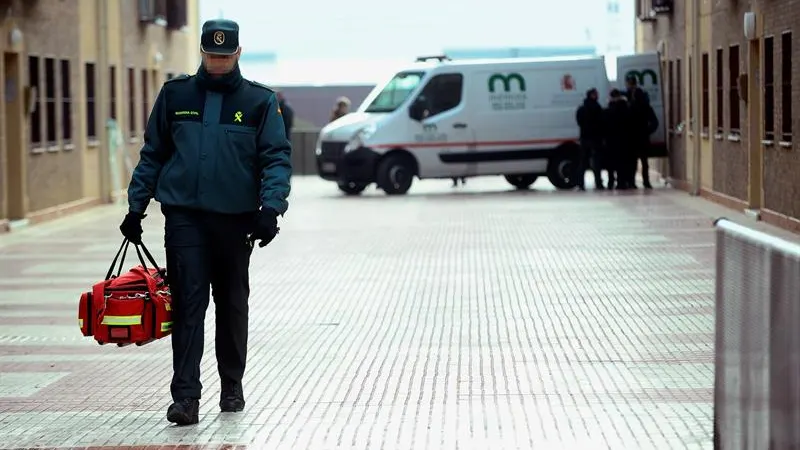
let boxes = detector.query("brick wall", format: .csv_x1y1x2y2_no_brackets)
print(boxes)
637,3,687,183
120,0,194,171
21,0,83,212
710,0,750,201
639,1,800,224
762,3,800,219
0,0,197,218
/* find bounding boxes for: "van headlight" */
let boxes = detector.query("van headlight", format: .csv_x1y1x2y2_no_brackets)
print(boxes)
344,124,376,152
314,134,323,156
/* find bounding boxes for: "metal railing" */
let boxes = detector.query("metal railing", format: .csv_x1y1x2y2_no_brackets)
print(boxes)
713,218,800,450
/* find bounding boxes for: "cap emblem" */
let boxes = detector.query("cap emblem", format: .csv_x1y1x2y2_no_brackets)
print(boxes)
213,31,225,45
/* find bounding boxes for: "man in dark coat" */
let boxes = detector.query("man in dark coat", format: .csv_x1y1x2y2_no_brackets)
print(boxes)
119,19,292,426
603,89,634,189
624,75,658,189
276,91,294,141
575,88,605,190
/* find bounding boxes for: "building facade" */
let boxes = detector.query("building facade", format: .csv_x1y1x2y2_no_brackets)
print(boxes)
0,0,199,231
636,0,800,232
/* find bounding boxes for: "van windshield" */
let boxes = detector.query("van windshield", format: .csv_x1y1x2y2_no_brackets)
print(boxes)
363,71,425,113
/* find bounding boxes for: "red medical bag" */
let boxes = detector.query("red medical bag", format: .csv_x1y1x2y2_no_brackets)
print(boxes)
79,239,173,347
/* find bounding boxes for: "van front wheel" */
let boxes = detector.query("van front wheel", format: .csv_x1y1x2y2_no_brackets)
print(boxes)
504,174,538,189
377,154,415,195
338,181,368,195
547,155,579,190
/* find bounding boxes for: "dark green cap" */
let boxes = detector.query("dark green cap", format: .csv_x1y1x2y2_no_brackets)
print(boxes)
201,19,239,55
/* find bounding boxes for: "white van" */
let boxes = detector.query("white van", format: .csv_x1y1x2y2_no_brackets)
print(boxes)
315,52,665,195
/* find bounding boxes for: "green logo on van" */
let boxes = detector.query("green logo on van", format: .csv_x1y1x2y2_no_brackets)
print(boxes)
625,69,658,86
488,73,526,93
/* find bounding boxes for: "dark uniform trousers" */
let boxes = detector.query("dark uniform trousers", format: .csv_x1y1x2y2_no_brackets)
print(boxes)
163,204,254,401
578,138,604,188
631,138,651,187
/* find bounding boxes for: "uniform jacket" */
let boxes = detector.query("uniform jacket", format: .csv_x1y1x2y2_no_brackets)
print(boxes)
603,97,634,154
127,68,292,216
575,97,604,140
626,87,659,143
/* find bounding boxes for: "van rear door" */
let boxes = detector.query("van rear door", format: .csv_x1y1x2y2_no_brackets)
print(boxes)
617,51,667,158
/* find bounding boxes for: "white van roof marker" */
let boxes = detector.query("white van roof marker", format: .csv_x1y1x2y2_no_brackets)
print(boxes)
415,55,451,63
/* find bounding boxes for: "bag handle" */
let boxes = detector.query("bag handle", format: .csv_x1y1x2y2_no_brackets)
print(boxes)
133,241,163,274
105,239,165,281
105,239,131,280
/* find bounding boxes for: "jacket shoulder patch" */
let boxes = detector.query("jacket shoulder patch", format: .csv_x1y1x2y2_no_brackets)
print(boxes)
247,80,275,92
165,74,192,84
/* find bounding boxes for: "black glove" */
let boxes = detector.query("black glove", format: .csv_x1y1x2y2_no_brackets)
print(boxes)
250,208,279,248
119,211,146,244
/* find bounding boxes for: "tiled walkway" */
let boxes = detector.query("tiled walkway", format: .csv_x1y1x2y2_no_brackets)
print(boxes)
0,176,724,449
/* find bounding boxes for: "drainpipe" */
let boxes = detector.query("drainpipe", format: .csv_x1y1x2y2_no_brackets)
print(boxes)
97,0,111,203
690,0,702,196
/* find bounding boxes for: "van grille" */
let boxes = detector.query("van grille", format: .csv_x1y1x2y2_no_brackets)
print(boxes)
320,141,347,160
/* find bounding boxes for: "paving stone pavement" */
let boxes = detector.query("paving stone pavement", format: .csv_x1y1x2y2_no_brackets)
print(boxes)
0,176,726,450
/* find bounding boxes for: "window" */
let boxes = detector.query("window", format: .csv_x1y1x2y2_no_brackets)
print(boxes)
668,60,674,130
729,45,741,133
128,68,136,137
635,0,649,18
688,56,693,123
60,59,72,144
138,0,156,21
154,0,167,21
44,57,56,145
781,32,792,142
716,48,724,133
28,56,41,145
676,58,683,128
416,73,464,117
702,52,709,132
85,63,97,140
141,69,149,132
364,71,424,113
764,36,775,141
166,0,188,30
109,65,117,120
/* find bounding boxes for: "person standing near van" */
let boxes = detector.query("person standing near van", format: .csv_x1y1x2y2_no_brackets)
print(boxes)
329,96,351,123
575,88,605,190
624,75,657,189
603,89,633,189
119,18,292,426
276,91,294,140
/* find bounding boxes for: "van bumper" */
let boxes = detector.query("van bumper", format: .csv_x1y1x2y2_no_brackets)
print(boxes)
316,146,380,183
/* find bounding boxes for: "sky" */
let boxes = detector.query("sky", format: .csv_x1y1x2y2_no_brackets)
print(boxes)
197,0,633,84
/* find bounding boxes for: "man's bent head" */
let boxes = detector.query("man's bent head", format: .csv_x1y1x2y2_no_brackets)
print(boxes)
200,19,241,75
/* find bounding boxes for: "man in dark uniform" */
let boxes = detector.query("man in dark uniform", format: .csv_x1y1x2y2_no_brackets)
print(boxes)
119,19,292,426
624,74,657,189
603,89,633,189
276,91,294,140
575,88,605,190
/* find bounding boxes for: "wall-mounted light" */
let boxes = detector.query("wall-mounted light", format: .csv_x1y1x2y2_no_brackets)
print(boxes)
743,12,757,41
154,51,164,63
9,27,22,46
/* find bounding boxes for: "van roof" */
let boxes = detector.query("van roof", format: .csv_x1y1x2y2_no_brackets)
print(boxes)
409,54,604,70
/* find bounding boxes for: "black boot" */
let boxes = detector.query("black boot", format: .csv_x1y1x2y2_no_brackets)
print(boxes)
166,398,199,425
220,382,245,412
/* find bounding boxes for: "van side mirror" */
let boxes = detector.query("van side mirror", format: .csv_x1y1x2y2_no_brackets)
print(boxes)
409,98,426,121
